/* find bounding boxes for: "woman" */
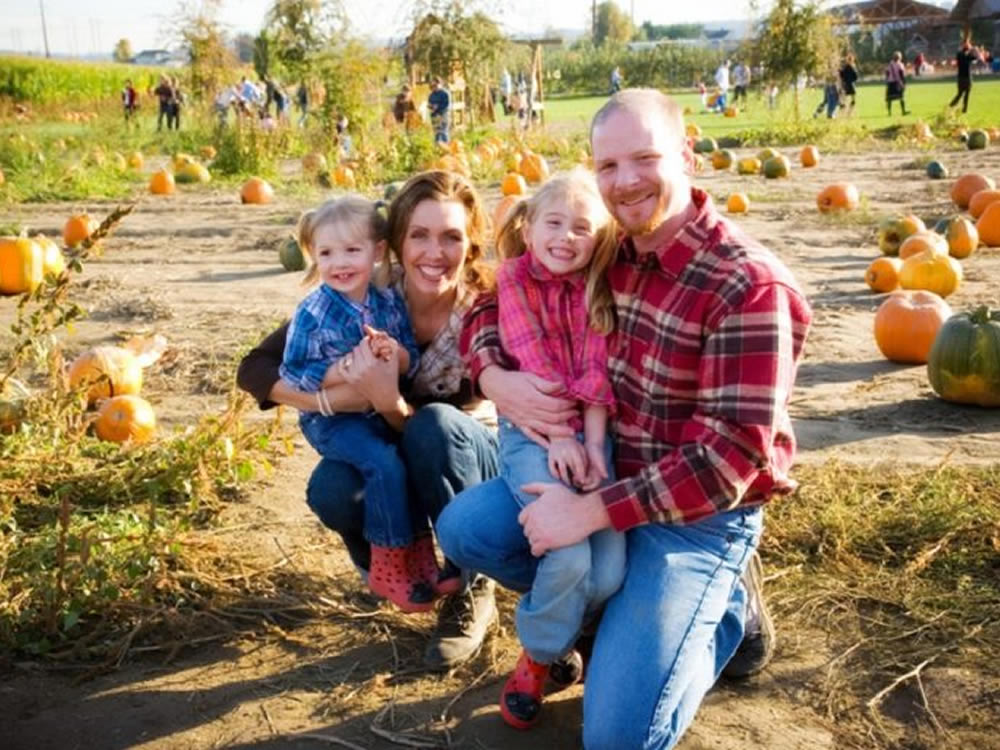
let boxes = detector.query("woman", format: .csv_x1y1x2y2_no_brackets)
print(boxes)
885,51,909,116
236,171,506,670
838,53,858,116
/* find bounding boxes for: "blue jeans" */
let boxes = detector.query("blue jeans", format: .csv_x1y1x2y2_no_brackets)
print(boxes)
306,404,499,573
500,419,625,664
437,478,762,749
301,412,411,548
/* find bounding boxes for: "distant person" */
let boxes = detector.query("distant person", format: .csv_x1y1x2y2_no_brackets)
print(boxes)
121,79,138,123
153,75,172,131
885,51,909,116
949,38,985,114
813,77,840,119
166,76,183,130
731,61,750,104
839,54,859,115
913,51,926,76
713,59,731,112
610,65,622,94
296,82,310,128
393,84,416,125
500,68,513,114
766,81,779,110
215,83,240,126
698,79,708,112
428,76,451,144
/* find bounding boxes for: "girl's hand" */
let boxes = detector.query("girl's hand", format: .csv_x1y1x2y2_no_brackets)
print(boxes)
367,331,397,362
547,438,588,488
579,442,609,491
480,366,576,447
339,338,401,412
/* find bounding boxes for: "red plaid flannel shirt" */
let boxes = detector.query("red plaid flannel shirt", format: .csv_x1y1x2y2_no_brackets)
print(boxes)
497,253,614,432
461,188,812,530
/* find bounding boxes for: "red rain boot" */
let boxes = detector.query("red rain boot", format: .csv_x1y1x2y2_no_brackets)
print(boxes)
369,543,436,613
499,650,549,730
411,534,462,596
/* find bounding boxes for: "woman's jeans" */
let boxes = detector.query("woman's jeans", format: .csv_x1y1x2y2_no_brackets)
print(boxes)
305,403,499,573
437,477,762,750
500,419,625,664
301,412,412,548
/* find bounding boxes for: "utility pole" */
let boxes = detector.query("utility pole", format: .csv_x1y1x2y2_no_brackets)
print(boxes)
39,0,51,58
592,0,597,44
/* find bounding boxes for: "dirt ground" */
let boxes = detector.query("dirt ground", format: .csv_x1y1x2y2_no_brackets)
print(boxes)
3,144,1000,749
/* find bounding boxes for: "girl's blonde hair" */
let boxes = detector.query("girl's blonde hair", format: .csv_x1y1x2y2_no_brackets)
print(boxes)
386,170,494,296
495,168,618,334
297,195,388,286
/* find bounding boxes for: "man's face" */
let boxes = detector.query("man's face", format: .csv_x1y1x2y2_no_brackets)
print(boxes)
591,106,689,238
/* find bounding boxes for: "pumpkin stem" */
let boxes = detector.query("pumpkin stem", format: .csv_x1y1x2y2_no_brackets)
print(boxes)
969,306,994,324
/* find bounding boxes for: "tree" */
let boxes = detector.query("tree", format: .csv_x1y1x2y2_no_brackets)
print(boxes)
406,1,508,124
751,0,839,117
167,0,237,97
264,0,347,79
593,1,634,47
113,38,133,63
640,22,703,41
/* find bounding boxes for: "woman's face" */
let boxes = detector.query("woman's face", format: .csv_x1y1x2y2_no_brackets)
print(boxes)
400,199,470,300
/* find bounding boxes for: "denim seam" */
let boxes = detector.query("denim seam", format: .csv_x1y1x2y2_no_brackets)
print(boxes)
644,530,753,750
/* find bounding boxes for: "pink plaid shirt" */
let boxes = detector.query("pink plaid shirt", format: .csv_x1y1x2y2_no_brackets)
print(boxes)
497,253,614,432
462,188,812,530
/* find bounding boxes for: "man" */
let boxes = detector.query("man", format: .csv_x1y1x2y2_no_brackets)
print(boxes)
438,88,811,748
714,59,731,111
153,75,173,131
428,76,451,144
731,60,750,104
949,38,984,114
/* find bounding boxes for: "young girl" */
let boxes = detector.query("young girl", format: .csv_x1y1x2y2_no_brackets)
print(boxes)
492,170,625,729
280,196,450,613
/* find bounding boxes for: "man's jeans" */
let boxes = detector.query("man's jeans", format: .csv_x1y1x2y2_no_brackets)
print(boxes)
437,477,762,749
500,419,625,663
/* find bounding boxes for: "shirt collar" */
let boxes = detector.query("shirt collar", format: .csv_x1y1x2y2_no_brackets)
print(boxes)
520,251,587,290
320,282,372,312
620,187,718,276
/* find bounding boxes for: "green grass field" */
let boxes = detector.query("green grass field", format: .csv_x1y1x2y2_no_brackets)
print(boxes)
541,77,1000,136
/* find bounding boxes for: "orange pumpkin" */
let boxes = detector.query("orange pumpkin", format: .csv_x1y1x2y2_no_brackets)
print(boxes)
726,193,750,213
873,290,952,364
519,152,550,184
816,182,859,213
149,169,175,195
711,149,735,170
333,164,356,187
0,236,44,295
501,172,528,196
950,173,996,210
127,151,144,169
199,145,217,161
68,346,143,405
864,256,903,293
977,201,1000,247
945,216,979,259
800,145,820,167
241,177,274,205
685,123,702,137
63,213,98,249
95,394,156,444
898,231,948,260
898,248,963,298
968,189,1000,220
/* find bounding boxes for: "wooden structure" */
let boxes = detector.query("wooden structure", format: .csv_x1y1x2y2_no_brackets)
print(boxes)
509,37,562,127
831,0,951,25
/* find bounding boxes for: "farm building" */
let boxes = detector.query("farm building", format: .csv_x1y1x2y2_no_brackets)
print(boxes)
830,0,957,62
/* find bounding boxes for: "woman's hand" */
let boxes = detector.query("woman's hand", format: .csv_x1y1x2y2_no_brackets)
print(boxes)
479,366,576,447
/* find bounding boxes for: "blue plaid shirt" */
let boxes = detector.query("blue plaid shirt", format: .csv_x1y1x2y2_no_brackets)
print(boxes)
281,283,420,395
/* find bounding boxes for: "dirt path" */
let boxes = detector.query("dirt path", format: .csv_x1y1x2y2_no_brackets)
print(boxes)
3,144,1000,748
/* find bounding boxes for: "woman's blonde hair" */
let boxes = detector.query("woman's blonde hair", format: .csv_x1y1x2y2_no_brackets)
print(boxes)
385,170,494,296
495,167,617,334
296,195,388,286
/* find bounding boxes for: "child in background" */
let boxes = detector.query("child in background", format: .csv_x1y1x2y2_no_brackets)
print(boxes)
281,196,447,613
813,78,840,119
492,169,625,729
121,79,138,123
698,80,708,112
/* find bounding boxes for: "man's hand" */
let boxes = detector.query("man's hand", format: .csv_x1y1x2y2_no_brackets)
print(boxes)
518,483,611,557
480,366,576,447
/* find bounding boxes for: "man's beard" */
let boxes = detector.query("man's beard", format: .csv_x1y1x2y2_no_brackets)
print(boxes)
613,188,670,237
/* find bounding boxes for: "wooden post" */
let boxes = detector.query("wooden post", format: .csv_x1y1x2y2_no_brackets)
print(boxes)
535,43,545,126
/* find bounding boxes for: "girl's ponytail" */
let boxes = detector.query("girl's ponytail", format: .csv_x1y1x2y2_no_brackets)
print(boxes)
495,199,531,261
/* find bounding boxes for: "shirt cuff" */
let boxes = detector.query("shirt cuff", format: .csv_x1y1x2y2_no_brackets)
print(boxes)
597,478,647,532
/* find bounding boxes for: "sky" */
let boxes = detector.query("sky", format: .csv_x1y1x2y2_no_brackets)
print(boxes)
2,0,764,57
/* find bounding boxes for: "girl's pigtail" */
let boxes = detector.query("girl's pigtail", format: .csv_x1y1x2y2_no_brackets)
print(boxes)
495,199,531,261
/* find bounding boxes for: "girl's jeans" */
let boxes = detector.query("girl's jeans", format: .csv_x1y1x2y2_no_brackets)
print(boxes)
301,412,412,548
437,473,762,750
500,419,625,664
